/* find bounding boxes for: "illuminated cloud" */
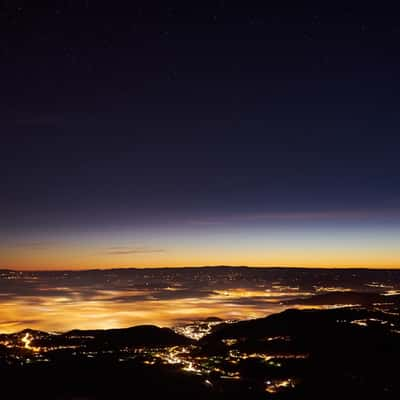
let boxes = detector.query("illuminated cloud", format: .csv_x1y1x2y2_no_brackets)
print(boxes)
104,246,166,255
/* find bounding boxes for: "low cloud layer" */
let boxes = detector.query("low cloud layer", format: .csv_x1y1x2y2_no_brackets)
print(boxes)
1,268,399,333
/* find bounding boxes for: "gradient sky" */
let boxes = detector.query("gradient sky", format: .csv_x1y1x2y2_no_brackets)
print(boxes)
2,2,400,269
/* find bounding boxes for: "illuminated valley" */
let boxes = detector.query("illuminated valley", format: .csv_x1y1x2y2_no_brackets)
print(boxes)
1,268,400,398
1,267,400,333
1,303,400,398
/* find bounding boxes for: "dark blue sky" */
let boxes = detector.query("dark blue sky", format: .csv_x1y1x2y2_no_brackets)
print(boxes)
1,2,400,268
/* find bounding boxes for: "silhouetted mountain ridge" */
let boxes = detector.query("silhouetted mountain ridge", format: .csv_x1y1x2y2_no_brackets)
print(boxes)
0,325,192,349
203,307,394,343
63,324,192,347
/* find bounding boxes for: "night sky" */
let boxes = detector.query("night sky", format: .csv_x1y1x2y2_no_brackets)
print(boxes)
2,1,400,269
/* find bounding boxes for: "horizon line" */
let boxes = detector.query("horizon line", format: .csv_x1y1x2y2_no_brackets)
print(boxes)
2,265,400,272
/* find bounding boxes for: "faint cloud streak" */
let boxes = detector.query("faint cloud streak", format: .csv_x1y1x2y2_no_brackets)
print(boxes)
104,246,166,255
12,241,57,251
188,209,400,225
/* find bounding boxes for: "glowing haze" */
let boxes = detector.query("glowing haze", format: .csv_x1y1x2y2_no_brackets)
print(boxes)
2,267,398,333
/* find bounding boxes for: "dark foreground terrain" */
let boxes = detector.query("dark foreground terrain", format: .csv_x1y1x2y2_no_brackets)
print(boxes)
1,294,400,399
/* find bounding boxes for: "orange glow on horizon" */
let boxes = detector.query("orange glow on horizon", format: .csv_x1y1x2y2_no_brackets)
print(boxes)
2,221,400,271
2,239,400,270
2,258,400,271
